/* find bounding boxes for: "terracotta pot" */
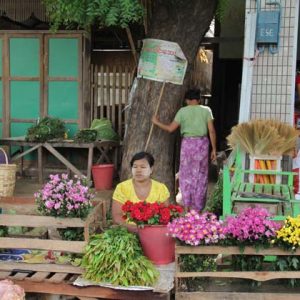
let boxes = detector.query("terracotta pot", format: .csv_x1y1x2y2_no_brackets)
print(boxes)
138,225,175,265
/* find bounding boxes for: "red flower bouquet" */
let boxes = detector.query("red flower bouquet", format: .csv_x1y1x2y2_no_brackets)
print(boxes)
122,201,184,226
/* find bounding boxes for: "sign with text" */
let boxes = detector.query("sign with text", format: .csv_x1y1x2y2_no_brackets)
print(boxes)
137,39,187,85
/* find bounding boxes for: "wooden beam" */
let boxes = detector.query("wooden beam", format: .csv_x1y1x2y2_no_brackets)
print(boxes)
0,237,86,253
0,262,83,274
176,292,300,300
126,27,138,66
176,271,300,281
175,245,300,256
0,214,85,227
11,280,169,300
43,143,82,177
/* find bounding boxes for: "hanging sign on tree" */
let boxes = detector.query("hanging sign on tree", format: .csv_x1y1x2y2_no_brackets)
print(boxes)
137,38,187,85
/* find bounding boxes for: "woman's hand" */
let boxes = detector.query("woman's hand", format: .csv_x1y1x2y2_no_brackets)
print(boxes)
211,149,217,162
152,115,159,125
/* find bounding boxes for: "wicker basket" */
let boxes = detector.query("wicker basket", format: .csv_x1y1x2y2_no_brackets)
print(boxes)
0,147,17,197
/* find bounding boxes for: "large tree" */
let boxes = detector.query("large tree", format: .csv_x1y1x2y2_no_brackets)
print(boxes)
121,0,218,193
44,0,220,193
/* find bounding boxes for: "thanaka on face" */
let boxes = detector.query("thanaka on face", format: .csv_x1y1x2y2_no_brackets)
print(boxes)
131,158,153,182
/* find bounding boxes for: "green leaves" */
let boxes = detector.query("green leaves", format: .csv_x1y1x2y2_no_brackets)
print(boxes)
43,0,144,31
81,227,159,286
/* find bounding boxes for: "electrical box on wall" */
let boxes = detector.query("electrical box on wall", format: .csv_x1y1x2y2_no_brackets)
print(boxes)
256,0,281,54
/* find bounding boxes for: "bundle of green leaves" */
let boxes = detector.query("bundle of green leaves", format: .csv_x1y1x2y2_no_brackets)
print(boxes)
26,117,66,142
81,227,159,286
74,129,98,143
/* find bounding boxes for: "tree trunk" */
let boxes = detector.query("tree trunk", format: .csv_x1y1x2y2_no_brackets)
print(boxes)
121,0,218,196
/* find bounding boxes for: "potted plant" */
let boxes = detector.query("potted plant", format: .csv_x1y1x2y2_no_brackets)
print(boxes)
35,173,94,240
122,201,183,264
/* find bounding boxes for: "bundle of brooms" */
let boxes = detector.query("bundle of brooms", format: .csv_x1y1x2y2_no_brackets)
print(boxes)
227,119,299,184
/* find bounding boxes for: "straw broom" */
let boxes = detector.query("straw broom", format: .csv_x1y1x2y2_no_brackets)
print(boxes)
227,119,298,183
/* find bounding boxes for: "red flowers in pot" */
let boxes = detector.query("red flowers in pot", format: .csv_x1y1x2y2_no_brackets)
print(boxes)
122,201,184,265
122,201,184,226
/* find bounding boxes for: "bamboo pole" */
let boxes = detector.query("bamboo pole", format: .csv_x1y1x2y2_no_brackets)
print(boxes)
144,81,166,151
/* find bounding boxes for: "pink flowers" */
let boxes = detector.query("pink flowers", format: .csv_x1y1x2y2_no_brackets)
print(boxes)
167,210,225,246
35,174,94,218
223,207,281,246
167,207,280,247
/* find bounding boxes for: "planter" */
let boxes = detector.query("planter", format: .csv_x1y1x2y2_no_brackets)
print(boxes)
92,164,114,190
175,245,300,300
138,225,175,265
0,197,106,274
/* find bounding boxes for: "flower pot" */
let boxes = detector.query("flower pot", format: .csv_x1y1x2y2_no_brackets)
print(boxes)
92,164,114,190
138,225,175,265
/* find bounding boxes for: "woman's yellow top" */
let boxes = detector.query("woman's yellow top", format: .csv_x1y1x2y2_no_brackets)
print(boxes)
113,179,170,204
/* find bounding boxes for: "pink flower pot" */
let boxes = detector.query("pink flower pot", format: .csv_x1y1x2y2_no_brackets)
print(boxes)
138,225,175,265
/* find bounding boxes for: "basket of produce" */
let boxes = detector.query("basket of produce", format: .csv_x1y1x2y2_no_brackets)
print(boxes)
0,147,17,197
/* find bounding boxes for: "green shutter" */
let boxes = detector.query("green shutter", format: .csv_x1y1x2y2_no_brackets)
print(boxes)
10,38,39,77
49,38,78,77
10,81,39,119
0,39,2,77
48,81,78,119
0,81,2,118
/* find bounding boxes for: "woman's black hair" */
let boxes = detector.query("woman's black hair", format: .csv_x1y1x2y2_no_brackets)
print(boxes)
130,151,155,167
185,88,201,100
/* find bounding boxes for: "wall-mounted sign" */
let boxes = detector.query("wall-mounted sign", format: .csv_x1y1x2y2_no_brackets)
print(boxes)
256,0,281,54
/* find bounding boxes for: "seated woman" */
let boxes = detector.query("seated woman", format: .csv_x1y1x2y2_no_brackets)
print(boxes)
112,151,170,233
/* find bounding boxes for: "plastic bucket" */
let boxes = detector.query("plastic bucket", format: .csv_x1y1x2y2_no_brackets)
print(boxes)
92,164,114,190
138,225,175,265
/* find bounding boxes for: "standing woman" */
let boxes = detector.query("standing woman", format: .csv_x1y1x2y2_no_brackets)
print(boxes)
152,89,217,211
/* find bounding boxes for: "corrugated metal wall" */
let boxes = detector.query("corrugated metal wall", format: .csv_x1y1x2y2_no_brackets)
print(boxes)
0,0,47,21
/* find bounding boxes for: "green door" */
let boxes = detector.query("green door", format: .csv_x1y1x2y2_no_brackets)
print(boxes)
9,37,40,137
47,37,81,137
0,38,2,137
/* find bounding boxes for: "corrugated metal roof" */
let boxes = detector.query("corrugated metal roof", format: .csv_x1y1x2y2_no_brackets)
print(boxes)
0,0,47,22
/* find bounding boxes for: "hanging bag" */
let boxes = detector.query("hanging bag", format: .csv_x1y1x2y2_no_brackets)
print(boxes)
0,148,17,197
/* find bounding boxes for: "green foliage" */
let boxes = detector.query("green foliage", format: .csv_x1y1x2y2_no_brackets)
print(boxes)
232,254,264,287
81,227,159,286
204,173,223,217
74,129,98,143
26,117,66,142
57,227,84,241
274,256,300,287
43,0,144,31
90,118,119,141
179,254,217,292
0,226,8,237
216,0,230,21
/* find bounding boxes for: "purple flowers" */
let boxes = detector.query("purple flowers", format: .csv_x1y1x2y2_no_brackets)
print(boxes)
167,207,280,247
167,210,225,246
35,174,94,218
223,207,281,246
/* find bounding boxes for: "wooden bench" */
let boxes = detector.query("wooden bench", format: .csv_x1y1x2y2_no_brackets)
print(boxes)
222,148,300,220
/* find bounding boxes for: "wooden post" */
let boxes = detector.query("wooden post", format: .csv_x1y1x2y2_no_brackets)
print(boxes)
126,27,138,67
144,81,166,151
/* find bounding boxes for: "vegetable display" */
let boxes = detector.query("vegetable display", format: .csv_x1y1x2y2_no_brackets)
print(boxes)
81,227,159,286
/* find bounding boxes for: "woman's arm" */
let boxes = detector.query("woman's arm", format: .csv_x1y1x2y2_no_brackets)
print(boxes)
112,200,138,233
152,115,180,133
208,120,217,161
